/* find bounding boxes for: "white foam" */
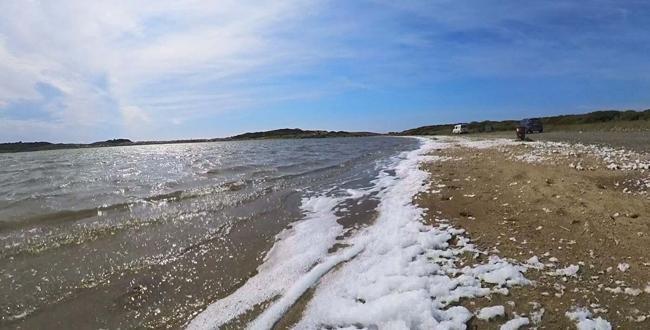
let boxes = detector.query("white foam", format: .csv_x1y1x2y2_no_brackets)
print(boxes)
552,264,580,277
477,305,505,320
249,244,364,329
500,317,530,330
566,307,612,330
525,256,545,269
293,138,529,328
465,256,530,286
187,140,419,329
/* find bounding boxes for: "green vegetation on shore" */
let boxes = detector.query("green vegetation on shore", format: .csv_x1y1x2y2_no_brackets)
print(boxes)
0,139,136,153
398,109,650,135
229,128,377,140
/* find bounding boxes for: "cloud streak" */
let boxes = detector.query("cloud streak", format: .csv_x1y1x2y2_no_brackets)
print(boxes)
0,0,337,141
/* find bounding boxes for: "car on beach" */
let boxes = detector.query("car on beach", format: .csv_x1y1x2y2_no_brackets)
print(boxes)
452,123,469,134
520,118,543,133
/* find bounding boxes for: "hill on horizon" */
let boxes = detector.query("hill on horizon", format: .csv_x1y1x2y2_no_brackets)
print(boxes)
398,109,650,135
228,128,378,140
0,129,378,153
2,109,650,153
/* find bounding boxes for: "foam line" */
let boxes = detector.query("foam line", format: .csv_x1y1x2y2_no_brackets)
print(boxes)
186,195,346,329
186,138,411,329
248,243,364,330
293,137,530,329
190,137,532,329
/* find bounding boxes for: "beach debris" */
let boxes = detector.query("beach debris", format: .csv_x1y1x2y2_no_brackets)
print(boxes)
624,288,642,296
477,305,505,320
525,256,545,270
617,263,630,272
530,307,545,325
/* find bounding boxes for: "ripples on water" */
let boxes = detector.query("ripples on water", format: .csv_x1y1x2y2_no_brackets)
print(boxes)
0,137,417,328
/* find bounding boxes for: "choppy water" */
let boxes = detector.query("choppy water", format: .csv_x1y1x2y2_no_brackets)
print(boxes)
0,137,418,328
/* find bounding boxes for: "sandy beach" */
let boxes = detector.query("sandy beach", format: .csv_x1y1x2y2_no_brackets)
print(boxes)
418,136,650,328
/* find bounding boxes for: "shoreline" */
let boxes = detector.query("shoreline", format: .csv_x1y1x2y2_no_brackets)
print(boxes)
0,130,379,154
3,135,648,328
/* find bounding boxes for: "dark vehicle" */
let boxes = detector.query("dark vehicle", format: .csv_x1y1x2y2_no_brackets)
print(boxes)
520,118,543,133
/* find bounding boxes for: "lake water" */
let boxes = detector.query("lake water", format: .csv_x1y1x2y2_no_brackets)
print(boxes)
0,137,419,328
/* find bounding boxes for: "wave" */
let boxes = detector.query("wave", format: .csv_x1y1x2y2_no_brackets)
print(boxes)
0,200,141,232
205,165,261,176
0,180,253,233
0,175,301,260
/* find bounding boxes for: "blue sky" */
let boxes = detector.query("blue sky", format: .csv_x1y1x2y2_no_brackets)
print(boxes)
1,0,650,142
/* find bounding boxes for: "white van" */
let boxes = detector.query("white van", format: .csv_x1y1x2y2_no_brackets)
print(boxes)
452,124,468,134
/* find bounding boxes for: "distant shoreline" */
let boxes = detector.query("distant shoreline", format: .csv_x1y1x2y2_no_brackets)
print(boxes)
2,109,649,153
0,129,379,154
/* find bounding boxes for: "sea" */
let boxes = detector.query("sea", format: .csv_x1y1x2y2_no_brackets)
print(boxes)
0,136,425,328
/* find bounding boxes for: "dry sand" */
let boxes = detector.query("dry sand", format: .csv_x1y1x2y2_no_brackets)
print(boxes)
417,137,650,329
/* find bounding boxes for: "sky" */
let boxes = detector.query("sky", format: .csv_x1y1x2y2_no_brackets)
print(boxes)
1,0,650,143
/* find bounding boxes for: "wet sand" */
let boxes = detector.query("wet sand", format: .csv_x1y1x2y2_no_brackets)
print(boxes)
8,190,304,329
418,138,650,328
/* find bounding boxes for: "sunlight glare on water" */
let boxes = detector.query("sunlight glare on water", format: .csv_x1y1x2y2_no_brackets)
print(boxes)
0,137,417,328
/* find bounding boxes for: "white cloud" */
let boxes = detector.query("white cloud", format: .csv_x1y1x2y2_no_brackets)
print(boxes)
120,105,151,136
0,38,44,103
0,0,332,141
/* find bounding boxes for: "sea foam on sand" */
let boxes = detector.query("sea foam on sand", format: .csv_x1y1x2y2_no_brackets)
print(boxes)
477,305,505,320
566,307,612,330
188,137,531,329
